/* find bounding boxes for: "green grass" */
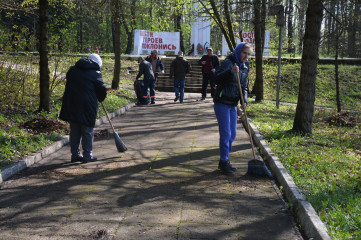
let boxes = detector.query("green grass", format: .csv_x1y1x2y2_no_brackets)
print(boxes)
0,56,138,166
247,100,361,239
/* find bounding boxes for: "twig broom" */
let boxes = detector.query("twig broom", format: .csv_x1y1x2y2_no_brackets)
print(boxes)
235,64,272,177
100,102,128,152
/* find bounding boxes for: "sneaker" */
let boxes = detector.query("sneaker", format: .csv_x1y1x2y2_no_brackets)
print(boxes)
218,160,237,171
174,96,179,102
82,156,97,163
200,97,205,101
151,101,155,104
218,161,235,175
71,156,83,163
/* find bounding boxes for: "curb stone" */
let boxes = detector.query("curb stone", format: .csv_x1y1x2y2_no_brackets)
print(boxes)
241,117,332,240
0,103,135,184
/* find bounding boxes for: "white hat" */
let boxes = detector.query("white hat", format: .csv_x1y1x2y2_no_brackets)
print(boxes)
178,51,184,57
88,53,102,67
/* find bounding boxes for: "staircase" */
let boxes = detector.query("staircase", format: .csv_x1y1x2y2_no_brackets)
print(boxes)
155,57,204,93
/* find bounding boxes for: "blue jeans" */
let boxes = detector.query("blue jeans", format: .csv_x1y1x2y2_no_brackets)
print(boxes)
174,78,185,103
70,122,94,161
214,103,237,162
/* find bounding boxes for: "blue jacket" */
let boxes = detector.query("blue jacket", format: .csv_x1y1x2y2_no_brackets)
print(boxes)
213,53,249,107
145,55,164,75
60,58,107,127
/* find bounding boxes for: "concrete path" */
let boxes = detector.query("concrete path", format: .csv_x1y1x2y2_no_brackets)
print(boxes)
0,92,303,240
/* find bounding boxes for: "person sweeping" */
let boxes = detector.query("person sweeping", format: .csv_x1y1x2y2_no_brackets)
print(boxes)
213,43,252,175
60,53,107,163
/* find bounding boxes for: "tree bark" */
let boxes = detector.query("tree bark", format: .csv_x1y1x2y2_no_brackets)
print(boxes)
292,0,324,134
111,0,121,89
253,0,264,102
38,0,50,112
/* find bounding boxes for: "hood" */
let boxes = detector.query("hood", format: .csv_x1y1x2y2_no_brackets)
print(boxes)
75,58,101,71
233,42,247,67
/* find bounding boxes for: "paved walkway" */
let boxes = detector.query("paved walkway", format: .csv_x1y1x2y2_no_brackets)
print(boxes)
0,92,303,240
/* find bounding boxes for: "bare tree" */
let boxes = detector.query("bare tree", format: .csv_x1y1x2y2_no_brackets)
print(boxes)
292,0,324,134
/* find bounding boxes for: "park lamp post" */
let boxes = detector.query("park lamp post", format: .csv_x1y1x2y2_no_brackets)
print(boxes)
269,5,285,109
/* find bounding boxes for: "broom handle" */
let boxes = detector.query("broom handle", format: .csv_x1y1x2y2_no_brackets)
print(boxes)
235,64,256,160
100,102,116,133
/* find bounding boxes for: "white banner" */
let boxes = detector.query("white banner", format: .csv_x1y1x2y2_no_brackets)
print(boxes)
222,31,270,56
133,29,180,55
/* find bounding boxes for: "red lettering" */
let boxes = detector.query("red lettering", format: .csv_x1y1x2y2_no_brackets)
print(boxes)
159,38,163,43
172,45,176,50
242,33,247,39
155,38,158,43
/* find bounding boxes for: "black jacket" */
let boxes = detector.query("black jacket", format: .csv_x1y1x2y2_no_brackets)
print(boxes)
198,54,220,74
169,56,191,79
60,58,107,127
136,60,155,81
213,53,249,107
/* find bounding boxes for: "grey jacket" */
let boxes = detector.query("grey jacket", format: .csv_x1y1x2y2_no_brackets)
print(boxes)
136,60,155,81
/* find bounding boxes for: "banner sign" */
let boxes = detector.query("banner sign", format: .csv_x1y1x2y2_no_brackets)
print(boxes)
133,29,180,55
222,31,270,56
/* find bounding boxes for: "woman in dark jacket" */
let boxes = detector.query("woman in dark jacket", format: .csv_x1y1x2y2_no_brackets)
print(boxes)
60,54,107,163
213,43,252,175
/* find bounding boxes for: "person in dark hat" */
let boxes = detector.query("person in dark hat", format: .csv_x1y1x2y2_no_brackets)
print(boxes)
136,56,155,105
60,53,107,163
198,47,220,101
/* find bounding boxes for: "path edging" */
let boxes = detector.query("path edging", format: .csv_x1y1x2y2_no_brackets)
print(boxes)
0,103,135,184
241,118,332,240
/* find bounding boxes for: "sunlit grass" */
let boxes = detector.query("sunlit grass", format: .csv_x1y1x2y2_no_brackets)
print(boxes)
247,100,361,239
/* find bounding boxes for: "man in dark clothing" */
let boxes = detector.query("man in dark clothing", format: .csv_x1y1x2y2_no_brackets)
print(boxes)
169,51,191,103
198,47,220,100
60,53,107,163
136,56,155,104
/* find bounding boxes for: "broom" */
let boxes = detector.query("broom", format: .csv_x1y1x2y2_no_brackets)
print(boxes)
100,102,128,152
235,64,272,177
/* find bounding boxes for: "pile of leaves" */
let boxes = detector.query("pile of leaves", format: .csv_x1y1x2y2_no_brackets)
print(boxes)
20,116,69,134
324,112,357,127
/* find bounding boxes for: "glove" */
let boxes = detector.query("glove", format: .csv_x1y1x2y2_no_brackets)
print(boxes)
211,68,216,73
161,70,165,74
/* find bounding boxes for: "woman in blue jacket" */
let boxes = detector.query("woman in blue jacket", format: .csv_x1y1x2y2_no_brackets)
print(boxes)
213,43,252,175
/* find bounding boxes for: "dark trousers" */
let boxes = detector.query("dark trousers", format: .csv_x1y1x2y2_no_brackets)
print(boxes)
202,73,215,98
142,78,155,104
70,122,94,161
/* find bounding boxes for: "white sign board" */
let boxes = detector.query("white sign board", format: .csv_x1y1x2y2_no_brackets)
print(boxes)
222,31,270,56
133,29,180,55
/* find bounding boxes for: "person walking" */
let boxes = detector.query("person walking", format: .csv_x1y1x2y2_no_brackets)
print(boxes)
169,51,191,103
60,53,107,163
136,56,155,105
198,47,220,100
213,42,252,175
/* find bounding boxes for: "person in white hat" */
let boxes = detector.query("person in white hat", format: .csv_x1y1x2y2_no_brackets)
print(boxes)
60,53,107,163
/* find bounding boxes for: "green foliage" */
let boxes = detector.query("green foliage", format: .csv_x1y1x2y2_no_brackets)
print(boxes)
248,62,361,110
247,101,361,239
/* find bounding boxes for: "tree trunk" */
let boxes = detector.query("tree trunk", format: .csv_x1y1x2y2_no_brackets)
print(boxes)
253,0,264,102
292,0,324,134
287,0,294,53
38,0,50,112
111,0,121,89
176,14,185,53
298,0,307,55
347,1,356,58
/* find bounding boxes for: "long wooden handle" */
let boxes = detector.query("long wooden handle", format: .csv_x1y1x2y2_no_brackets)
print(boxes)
235,64,256,160
100,102,116,133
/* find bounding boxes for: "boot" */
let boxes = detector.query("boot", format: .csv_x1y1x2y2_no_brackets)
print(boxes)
218,160,237,171
218,161,235,175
